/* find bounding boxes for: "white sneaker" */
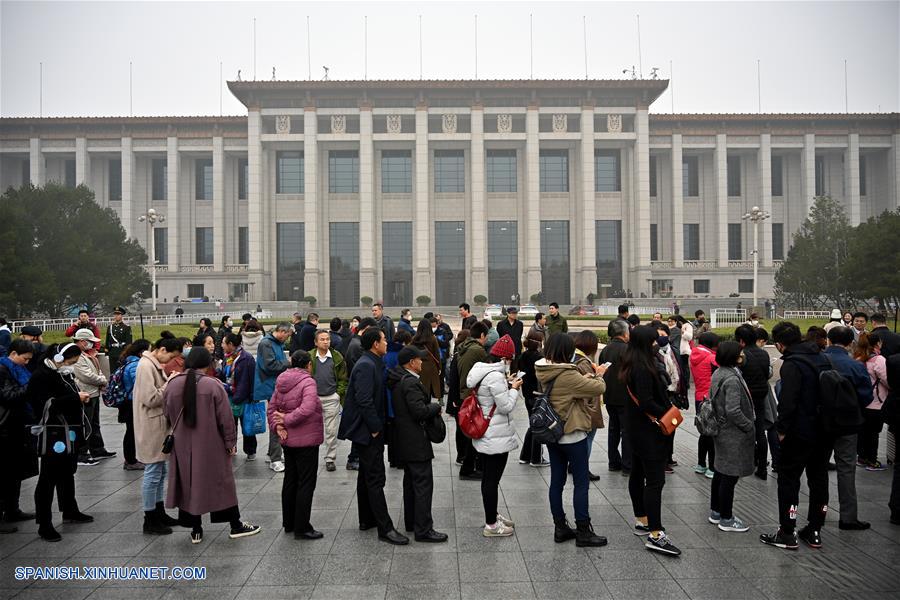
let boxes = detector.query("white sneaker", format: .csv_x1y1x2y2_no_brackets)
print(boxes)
246,453,256,461
265,456,271,464
270,460,285,473
483,522,515,537
496,513,515,528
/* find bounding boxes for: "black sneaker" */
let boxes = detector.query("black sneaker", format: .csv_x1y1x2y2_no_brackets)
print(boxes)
346,461,360,471
62,512,94,524
229,521,261,539
839,520,871,531
798,526,822,549
760,528,799,550
92,449,117,460
38,526,62,542
645,532,681,556
77,456,99,467
633,523,651,536
190,530,203,544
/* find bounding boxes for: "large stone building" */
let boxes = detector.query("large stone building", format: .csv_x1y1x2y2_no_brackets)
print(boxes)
1,79,898,306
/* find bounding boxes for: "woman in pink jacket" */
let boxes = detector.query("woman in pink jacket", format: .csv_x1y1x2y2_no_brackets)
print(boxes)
689,332,720,478
855,332,889,470
267,350,325,539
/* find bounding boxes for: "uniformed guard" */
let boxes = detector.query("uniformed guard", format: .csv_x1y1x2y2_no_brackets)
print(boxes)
105,306,133,369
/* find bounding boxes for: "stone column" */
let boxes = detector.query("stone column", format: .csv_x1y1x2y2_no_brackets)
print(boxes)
758,134,773,267
303,108,320,301
801,133,816,217
29,138,45,186
470,106,488,299
579,107,596,302
715,133,729,267
121,137,134,239
846,133,860,225
213,136,225,271
75,137,89,186
359,106,375,302
525,105,541,298
247,109,264,296
414,105,432,300
166,136,180,270
633,108,652,294
671,134,684,267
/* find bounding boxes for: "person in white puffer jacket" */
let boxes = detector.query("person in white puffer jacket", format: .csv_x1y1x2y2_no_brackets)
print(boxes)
465,334,521,538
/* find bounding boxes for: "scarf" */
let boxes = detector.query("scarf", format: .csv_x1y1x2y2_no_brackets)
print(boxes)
0,356,31,387
224,347,241,388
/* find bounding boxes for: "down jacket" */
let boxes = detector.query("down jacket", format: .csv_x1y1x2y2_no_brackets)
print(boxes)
267,368,324,448
689,345,717,402
466,361,519,455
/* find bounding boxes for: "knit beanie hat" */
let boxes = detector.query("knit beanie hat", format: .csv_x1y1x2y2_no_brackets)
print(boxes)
490,334,516,360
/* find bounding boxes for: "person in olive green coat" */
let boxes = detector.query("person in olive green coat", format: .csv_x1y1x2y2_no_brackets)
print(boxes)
545,303,569,338
309,330,349,471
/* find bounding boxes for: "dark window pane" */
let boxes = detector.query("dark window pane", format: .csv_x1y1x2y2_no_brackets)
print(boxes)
65,159,76,188
434,150,465,193
329,150,359,193
109,159,122,201
683,223,700,260
694,279,710,294
195,159,213,200
649,155,657,197
187,284,205,298
238,227,249,265
435,221,465,304
682,157,699,197
596,220,622,297
815,156,824,196
238,158,249,200
738,279,754,293
486,149,517,193
772,223,784,260
540,149,568,192
153,227,168,265
329,222,360,306
277,223,305,300
381,150,412,193
276,151,304,194
771,156,783,197
859,156,866,196
650,223,658,261
541,220,569,303
488,221,517,303
152,159,167,200
728,223,742,260
594,149,621,192
382,221,412,306
727,155,741,196
195,227,213,264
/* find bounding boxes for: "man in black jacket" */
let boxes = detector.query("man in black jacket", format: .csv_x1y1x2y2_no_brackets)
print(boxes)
298,313,319,352
289,312,304,354
871,313,900,359
337,328,408,545
496,306,524,368
736,324,774,479
599,319,630,474
761,322,830,551
387,345,446,543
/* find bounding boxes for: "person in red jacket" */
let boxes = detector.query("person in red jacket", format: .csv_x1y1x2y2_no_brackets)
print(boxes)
65,310,101,352
690,332,720,478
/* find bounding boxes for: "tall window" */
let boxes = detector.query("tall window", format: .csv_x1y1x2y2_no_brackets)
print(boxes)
488,221,517,303
109,159,122,201
738,279,754,293
329,150,359,193
153,227,168,265
682,156,699,197
195,159,213,200
64,159,76,188
329,222,360,306
381,150,412,193
728,223,742,260
540,149,569,192
596,220,622,297
152,159,167,200
195,227,213,264
21,159,30,185
771,156,783,197
772,223,784,260
594,149,621,192
650,223,658,261
276,151,303,194
276,223,304,300
238,227,249,265
486,149,517,193
434,150,465,193
814,155,825,196
727,155,741,196
649,155,657,197
859,156,867,196
541,220,570,303
382,222,413,306
435,222,465,304
238,158,248,200
187,284,205,299
694,280,710,294
683,224,700,260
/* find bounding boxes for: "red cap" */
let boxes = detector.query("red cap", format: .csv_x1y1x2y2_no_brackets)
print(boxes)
490,334,516,360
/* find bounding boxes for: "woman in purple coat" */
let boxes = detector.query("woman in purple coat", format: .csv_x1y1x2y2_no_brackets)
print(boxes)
164,347,260,544
268,350,325,540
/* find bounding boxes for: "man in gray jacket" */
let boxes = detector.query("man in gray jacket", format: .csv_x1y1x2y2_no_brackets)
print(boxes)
73,329,116,465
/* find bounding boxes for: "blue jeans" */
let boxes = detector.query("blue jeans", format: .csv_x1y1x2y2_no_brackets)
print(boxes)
142,461,168,511
586,429,596,460
547,437,590,522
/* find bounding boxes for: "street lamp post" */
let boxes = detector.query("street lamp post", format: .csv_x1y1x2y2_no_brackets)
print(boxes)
138,208,166,313
741,205,771,309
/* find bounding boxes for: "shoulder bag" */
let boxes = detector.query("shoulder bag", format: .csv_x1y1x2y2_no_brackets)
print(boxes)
627,385,683,436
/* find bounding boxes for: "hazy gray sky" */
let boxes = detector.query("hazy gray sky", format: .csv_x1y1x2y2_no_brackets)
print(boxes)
1,1,897,117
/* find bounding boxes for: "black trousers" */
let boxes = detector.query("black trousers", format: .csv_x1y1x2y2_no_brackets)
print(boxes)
123,415,136,465
282,445,318,533
402,459,435,537
35,454,79,526
698,436,716,470
356,435,395,535
628,454,666,532
753,398,769,472
234,416,259,456
178,505,241,531
478,452,508,524
710,472,739,519
606,405,631,470
84,396,105,452
458,429,480,475
518,393,544,465
0,479,22,516
890,450,900,520
858,408,884,464
776,435,829,533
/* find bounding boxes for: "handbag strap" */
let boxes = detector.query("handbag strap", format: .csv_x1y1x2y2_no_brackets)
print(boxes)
170,406,185,433
627,385,666,426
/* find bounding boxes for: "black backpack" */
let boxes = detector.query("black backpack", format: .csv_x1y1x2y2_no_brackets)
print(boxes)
789,354,863,436
529,376,565,444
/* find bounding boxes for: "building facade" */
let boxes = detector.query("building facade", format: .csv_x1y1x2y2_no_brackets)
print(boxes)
1,79,898,306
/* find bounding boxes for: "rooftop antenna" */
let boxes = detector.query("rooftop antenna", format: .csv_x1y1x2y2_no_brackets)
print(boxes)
474,14,478,80
237,69,242,81
649,67,660,80
322,66,329,81
272,66,276,81
582,16,588,79
529,13,533,79
418,15,423,80
636,14,643,78
622,66,636,80
307,16,311,80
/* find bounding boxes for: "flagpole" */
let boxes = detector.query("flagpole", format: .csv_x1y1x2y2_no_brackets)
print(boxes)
474,14,478,80
307,16,311,80
418,15,423,80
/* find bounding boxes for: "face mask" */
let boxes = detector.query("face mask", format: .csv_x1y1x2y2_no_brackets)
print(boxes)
351,321,359,329
183,347,192,356
658,336,670,347
58,365,75,375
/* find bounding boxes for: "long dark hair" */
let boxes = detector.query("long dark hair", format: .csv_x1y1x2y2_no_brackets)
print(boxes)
411,319,439,357
182,346,213,428
618,325,659,384
121,339,151,360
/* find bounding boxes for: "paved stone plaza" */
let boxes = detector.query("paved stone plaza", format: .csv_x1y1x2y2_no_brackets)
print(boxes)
1,402,897,600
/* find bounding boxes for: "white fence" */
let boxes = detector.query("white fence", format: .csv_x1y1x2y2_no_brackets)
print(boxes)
711,308,747,329
782,311,831,321
10,310,297,334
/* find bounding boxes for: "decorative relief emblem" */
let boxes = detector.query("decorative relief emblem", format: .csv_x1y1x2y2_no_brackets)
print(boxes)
387,114,402,134
331,115,346,134
497,114,512,133
552,114,567,133
607,114,622,133
441,113,457,134
275,115,291,134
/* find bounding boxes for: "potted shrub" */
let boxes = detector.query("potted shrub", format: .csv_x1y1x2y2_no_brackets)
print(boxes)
416,295,431,307
473,294,487,306
360,296,374,307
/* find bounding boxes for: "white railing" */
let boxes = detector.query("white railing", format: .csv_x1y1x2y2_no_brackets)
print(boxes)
711,308,747,329
783,310,830,320
180,265,215,273
225,264,249,272
650,261,674,269
10,310,299,334
728,260,754,268
682,260,720,269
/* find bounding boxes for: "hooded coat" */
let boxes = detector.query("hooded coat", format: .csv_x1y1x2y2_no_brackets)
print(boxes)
465,361,519,455
267,368,323,448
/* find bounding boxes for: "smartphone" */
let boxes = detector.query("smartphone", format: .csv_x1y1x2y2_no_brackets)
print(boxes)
601,362,612,368
515,371,525,380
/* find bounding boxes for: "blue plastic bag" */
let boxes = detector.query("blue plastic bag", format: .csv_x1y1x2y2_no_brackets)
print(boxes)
241,401,267,436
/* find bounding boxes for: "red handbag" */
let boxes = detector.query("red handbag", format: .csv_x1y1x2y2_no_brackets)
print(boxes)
457,387,495,439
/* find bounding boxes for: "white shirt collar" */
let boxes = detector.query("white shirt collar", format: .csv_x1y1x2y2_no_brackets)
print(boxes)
405,368,420,379
317,349,333,362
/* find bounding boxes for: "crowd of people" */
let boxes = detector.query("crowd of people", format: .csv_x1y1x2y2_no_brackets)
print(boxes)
0,302,898,558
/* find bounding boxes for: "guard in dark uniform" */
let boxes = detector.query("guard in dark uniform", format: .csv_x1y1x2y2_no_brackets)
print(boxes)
105,306,133,369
